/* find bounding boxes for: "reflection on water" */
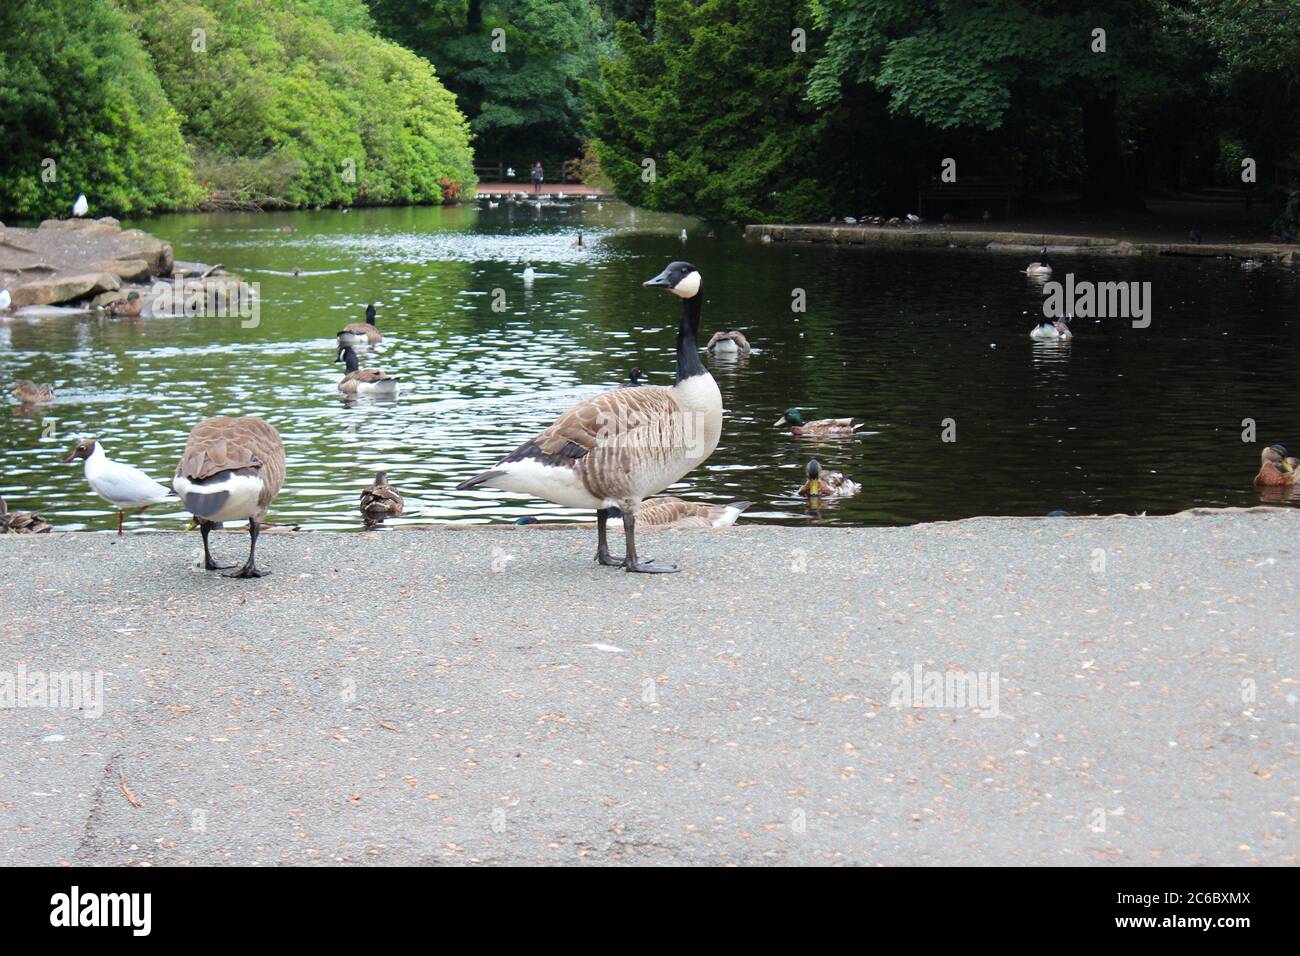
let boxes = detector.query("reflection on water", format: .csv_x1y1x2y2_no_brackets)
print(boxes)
2,202,1299,531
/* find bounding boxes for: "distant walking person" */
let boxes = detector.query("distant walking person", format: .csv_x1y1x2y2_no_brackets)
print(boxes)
531,161,544,194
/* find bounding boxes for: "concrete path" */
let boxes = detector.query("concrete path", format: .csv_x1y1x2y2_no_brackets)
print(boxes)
1,510,1295,866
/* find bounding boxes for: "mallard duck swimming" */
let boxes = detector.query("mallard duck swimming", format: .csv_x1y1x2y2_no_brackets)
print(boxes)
797,459,861,498
107,291,143,317
336,345,399,397
608,496,751,529
1254,444,1298,487
705,329,751,356
0,496,50,534
1030,315,1072,340
12,380,54,404
1024,248,1052,276
337,303,381,349
360,471,404,525
774,408,860,438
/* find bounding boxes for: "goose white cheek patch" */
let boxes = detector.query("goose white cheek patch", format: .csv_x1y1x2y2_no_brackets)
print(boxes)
671,271,701,298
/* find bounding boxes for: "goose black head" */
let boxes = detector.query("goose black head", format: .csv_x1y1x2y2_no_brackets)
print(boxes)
336,344,359,371
63,438,97,463
366,302,376,324
627,367,645,385
644,261,701,299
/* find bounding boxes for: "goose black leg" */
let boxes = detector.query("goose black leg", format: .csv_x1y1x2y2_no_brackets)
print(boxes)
622,510,679,574
594,508,625,566
200,520,231,570
227,518,268,579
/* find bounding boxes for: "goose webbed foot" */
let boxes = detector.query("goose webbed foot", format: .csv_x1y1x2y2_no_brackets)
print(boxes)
623,558,680,574
199,520,231,570
594,508,625,566
620,509,681,574
223,518,268,579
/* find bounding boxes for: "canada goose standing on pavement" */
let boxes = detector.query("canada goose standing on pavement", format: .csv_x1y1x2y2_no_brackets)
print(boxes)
172,416,285,577
64,439,171,534
337,303,381,349
456,261,723,572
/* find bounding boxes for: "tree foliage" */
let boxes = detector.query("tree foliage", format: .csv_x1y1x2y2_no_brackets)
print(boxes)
0,0,202,218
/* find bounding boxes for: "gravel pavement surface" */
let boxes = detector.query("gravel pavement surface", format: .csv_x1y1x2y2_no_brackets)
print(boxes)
1,510,1296,866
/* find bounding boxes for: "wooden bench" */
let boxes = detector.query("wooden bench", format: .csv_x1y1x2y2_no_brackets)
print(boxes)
917,176,1022,218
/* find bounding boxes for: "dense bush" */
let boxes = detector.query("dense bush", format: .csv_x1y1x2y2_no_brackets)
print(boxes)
0,0,202,219
0,0,475,218
124,0,476,208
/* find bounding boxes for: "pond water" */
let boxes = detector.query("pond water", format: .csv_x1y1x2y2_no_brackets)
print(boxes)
2,201,1299,532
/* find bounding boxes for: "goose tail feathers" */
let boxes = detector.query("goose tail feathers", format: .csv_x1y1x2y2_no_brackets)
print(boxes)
456,469,507,491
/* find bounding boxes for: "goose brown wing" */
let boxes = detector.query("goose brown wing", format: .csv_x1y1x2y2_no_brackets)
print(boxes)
178,416,285,510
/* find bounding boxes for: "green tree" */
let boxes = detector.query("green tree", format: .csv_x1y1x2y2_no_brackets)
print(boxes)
367,0,610,161
588,0,843,222
0,0,202,218
807,0,1197,207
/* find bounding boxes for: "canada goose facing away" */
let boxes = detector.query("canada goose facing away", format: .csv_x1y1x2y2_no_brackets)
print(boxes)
0,496,51,534
173,416,285,577
570,233,587,250
64,439,171,534
1254,444,1298,487
336,345,399,397
1030,314,1072,340
798,459,861,498
337,303,381,348
12,380,54,404
608,497,752,529
774,408,860,438
360,471,404,525
455,261,723,573
705,328,751,356
1024,248,1052,277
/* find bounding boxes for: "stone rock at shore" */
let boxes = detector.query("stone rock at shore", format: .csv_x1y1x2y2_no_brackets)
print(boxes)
1,217,172,309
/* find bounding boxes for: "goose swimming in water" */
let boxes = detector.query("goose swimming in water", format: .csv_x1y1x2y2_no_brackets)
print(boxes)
336,345,399,397
64,439,171,535
607,497,751,529
1030,314,1072,340
1024,248,1052,277
774,408,860,438
570,233,587,250
622,367,648,387
173,416,285,577
455,261,723,573
337,302,381,349
798,459,861,498
705,328,751,356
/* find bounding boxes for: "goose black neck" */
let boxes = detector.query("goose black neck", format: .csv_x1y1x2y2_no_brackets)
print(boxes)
342,349,359,373
365,305,376,326
675,295,705,384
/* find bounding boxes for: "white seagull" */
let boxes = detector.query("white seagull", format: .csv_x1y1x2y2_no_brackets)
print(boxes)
0,288,10,311
72,194,89,218
64,439,170,534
